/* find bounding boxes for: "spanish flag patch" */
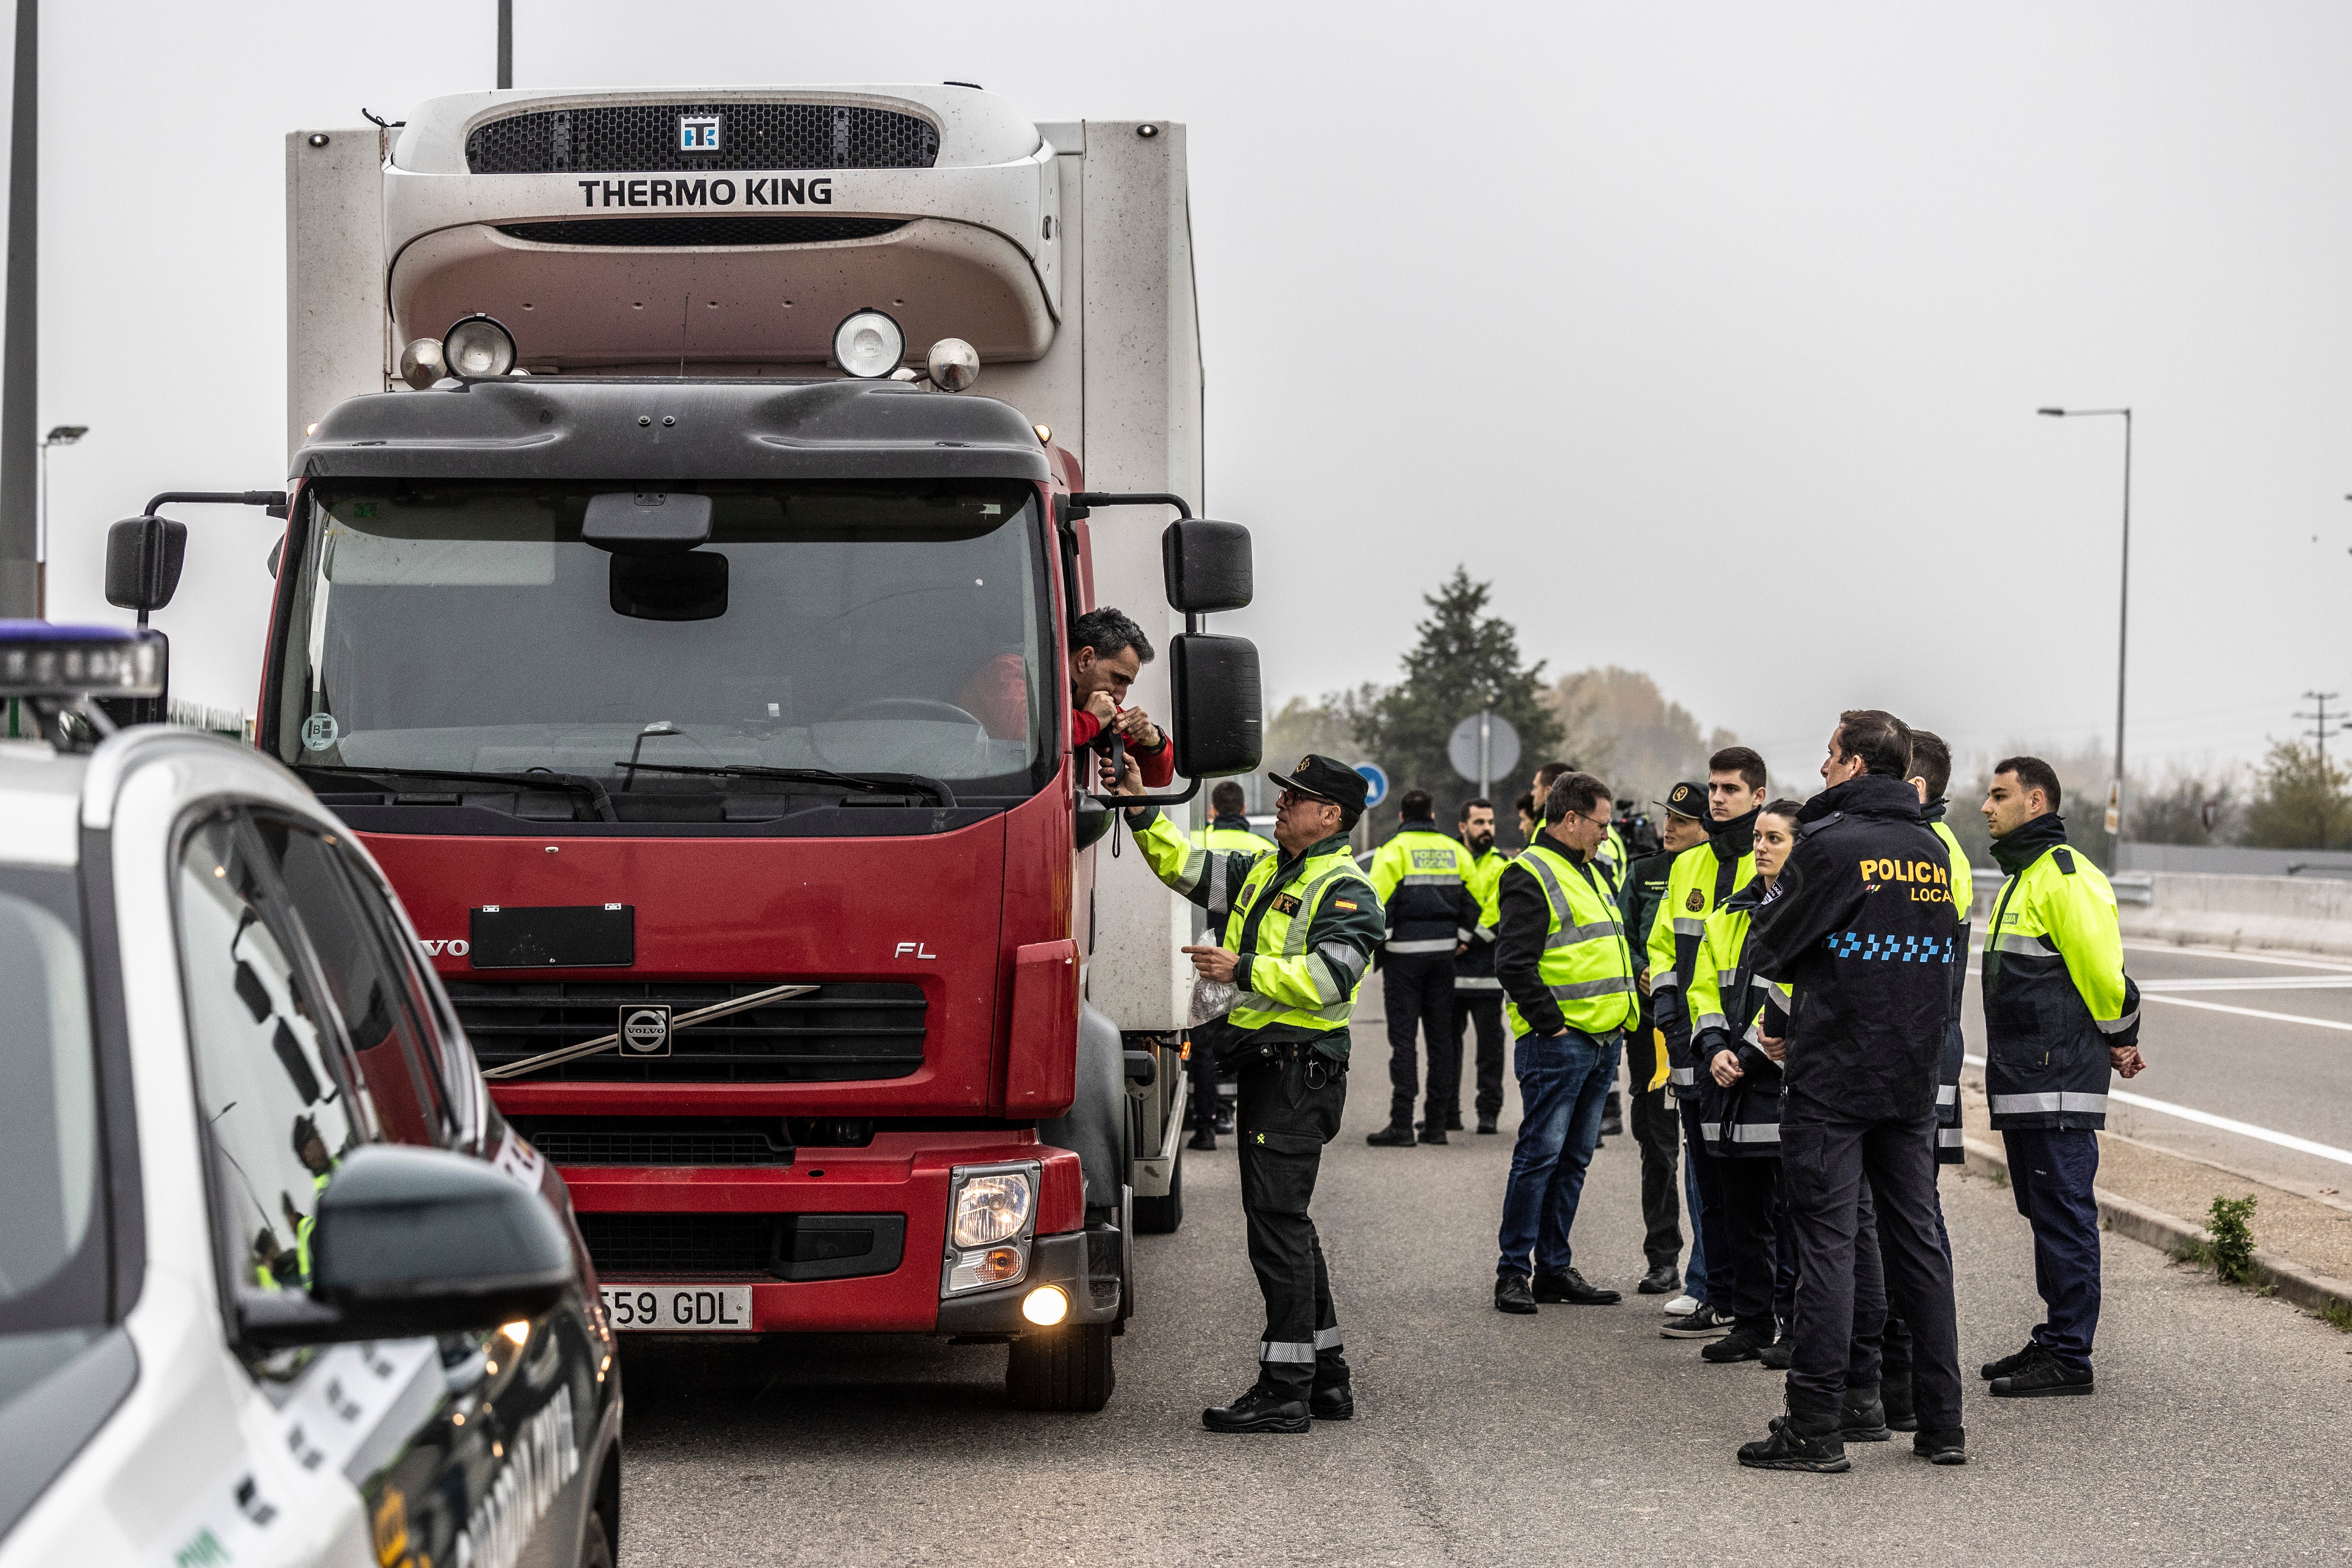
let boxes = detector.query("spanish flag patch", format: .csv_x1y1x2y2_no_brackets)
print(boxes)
1332,898,1359,911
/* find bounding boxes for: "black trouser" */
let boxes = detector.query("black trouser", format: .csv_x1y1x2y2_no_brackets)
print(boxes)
1716,1154,1795,1338
1780,1111,1962,1428
1382,955,1456,1127
1445,989,1507,1123
1185,1031,1221,1129
1235,1047,1349,1398
1677,1096,1731,1302
1626,1019,1683,1269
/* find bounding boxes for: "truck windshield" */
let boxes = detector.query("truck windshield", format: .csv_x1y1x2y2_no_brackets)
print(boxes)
270,481,1053,798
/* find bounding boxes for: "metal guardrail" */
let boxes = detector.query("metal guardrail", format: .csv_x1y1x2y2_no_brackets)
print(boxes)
2111,873,2155,907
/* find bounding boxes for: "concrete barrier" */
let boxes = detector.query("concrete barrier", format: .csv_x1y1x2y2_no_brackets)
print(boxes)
2116,871,2352,958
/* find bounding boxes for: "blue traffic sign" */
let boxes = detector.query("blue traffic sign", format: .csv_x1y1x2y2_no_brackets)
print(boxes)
1354,762,1389,808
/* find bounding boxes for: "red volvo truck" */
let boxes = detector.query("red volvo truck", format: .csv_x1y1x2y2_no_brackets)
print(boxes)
118,84,1258,1410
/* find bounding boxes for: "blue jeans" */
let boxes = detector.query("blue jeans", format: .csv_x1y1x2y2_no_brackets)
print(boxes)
1496,1027,1622,1278
1682,1126,1711,1303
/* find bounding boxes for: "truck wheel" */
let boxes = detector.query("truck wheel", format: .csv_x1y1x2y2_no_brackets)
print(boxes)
1006,1323,1116,1411
1132,1143,1183,1234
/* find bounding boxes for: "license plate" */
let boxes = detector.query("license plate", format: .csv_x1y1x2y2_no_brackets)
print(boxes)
599,1285,755,1332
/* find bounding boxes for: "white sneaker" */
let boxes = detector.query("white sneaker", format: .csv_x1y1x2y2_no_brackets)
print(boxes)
1662,1294,1699,1316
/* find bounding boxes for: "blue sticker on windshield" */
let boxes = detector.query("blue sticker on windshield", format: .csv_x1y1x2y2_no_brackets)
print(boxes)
301,712,339,752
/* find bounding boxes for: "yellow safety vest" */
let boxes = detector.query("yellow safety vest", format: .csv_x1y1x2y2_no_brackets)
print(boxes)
1500,842,1641,1039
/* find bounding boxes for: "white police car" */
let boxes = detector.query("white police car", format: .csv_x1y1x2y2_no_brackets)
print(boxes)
0,624,621,1568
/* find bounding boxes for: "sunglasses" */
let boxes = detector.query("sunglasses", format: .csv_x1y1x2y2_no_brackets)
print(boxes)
1278,787,1337,809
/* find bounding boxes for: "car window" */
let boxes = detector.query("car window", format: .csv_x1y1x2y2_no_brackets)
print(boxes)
252,815,451,1149
325,838,472,1147
176,813,371,1292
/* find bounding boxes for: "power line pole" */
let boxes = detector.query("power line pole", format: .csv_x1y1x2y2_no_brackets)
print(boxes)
0,0,37,618
496,0,513,89
2298,690,2342,769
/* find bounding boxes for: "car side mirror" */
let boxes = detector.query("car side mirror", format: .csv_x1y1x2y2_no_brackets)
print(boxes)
1169,632,1261,778
1161,519,1251,614
104,515,187,613
239,1143,573,1347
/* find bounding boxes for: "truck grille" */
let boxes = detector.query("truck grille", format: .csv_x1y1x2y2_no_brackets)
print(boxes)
497,216,907,248
448,980,926,1082
466,103,941,174
578,1212,907,1282
507,1116,793,1166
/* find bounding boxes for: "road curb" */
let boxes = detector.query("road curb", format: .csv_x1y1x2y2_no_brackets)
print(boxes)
1959,1135,2352,1323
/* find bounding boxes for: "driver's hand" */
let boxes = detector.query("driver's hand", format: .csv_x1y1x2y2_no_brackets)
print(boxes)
1114,706,1161,748
1083,690,1117,725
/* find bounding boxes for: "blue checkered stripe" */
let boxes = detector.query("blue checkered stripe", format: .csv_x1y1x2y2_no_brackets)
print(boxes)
1824,931,1954,963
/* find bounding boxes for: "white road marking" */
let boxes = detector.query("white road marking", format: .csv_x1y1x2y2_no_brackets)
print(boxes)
2122,940,2352,974
1964,1053,2352,1167
2138,993,2352,1031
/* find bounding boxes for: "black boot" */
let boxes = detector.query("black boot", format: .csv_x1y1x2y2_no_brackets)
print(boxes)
1187,1126,1217,1152
1772,1385,1890,1442
1881,1375,1917,1432
1202,1383,1310,1434
1700,1324,1772,1363
1739,1406,1851,1473
1213,1104,1234,1134
1417,1120,1450,1145
1637,1264,1681,1296
1759,1330,1795,1371
1366,1123,1417,1147
1494,1273,1538,1315
1913,1427,1969,1465
1308,1349,1353,1419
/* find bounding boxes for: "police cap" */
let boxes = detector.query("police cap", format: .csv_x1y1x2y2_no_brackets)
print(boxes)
1267,753,1369,813
1655,780,1706,820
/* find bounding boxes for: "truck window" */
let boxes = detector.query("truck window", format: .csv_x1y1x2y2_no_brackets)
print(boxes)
174,813,374,1292
271,481,1053,808
0,868,108,1377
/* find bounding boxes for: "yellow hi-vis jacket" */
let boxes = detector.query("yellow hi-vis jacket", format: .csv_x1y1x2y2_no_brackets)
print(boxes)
1130,805,1386,1057
1367,825,1479,956
1646,838,1755,1097
1495,841,1640,1040
1981,822,2141,1131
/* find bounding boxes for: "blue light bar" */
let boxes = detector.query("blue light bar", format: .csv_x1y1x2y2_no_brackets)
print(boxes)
0,621,165,700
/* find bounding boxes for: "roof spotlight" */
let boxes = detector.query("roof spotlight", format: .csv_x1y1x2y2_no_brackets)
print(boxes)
399,337,448,390
833,308,906,379
444,315,517,379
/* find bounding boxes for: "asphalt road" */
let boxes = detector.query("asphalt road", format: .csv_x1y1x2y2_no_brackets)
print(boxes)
1959,940,2352,1197
615,1032,2352,1565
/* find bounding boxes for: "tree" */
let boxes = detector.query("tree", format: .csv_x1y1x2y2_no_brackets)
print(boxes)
2241,740,2352,850
2131,765,2245,847
1548,665,1743,811
1355,568,1564,838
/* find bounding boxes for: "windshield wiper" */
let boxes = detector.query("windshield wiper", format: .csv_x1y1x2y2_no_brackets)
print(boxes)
612,761,956,807
298,764,619,822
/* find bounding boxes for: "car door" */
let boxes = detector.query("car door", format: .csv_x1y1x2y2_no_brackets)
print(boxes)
176,807,608,1568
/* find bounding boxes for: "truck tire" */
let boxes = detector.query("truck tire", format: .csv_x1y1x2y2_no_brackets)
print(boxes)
1006,1323,1116,1412
1131,1143,1183,1234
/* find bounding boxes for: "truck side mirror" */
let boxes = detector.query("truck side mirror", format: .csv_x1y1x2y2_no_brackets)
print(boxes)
1169,632,1261,778
104,515,187,612
1161,519,1252,614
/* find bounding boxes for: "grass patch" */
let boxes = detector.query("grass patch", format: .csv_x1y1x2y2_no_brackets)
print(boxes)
2321,1299,2352,1334
1988,1167,2009,1189
2206,1194,2259,1285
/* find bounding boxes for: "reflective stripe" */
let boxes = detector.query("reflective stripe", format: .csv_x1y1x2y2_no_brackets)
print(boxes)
1770,980,1792,1004
1457,927,1476,944
1317,941,1368,985
1205,850,1230,913
1387,937,1457,954
1991,932,2053,956
1552,975,1635,1000
1305,953,1346,1005
1454,976,1503,991
1398,872,1459,886
1728,1122,1781,1143
1169,839,1209,897
1474,924,1497,944
1741,1020,1766,1046
1313,1326,1343,1350
1649,972,1683,992
1668,1066,1696,1085
1700,1121,1725,1140
1546,918,1624,948
1937,1083,1958,1106
1693,1010,1728,1033
1989,1091,2111,1115
1937,1127,1964,1146
2096,1010,2138,1035
1259,1341,1316,1364
1672,916,1705,936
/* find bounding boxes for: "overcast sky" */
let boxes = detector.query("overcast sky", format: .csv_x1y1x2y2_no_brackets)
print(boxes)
34,2,2352,790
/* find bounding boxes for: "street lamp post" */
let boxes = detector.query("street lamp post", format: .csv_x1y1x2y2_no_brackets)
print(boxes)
36,423,86,618
2038,405,2132,862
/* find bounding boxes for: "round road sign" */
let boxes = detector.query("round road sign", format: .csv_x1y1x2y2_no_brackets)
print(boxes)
1354,762,1389,808
1447,712,1521,786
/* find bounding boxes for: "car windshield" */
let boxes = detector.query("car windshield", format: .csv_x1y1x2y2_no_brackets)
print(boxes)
0,867,106,1405
270,481,1052,798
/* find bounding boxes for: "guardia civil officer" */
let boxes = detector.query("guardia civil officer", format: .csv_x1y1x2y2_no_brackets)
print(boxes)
1739,710,1967,1472
1447,798,1511,1136
1978,755,2144,1399
1645,748,1768,1340
1184,781,1276,1151
1366,789,1480,1146
1492,772,1640,1312
1619,784,1707,1301
1121,754,1384,1434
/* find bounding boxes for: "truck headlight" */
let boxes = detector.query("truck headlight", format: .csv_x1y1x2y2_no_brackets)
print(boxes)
832,308,905,378
445,315,517,378
951,1171,1032,1248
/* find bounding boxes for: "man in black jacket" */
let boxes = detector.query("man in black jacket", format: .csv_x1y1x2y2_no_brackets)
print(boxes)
1619,784,1709,1300
1737,710,1967,1473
